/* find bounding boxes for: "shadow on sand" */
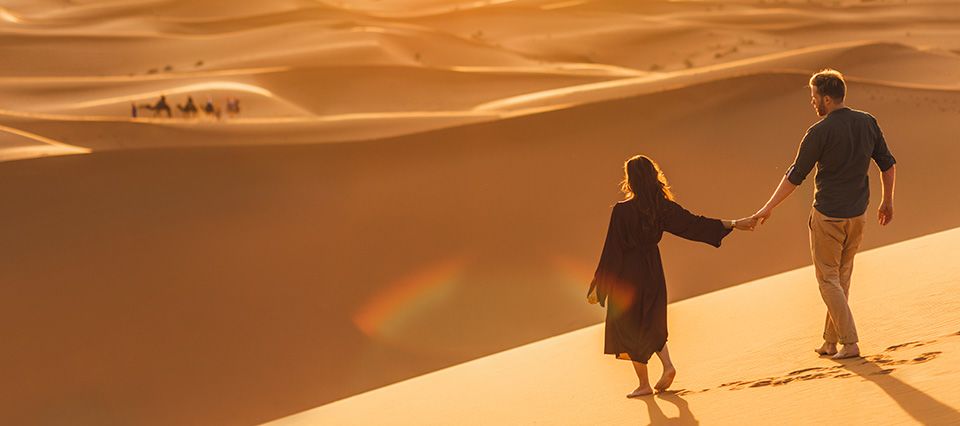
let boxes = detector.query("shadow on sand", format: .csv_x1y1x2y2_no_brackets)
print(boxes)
836,358,960,424
639,391,699,425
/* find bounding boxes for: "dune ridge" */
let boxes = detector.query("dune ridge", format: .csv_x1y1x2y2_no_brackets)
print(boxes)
0,123,90,162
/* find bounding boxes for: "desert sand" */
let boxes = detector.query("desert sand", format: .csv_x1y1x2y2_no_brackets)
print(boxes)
1,0,960,424
268,227,960,425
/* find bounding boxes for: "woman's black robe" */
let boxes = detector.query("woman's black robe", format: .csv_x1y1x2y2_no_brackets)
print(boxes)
588,198,732,363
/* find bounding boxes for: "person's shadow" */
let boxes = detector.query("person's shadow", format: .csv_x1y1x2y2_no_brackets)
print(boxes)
835,358,960,424
639,391,699,425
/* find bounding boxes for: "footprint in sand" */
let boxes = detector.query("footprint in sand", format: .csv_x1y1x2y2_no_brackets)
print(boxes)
673,388,712,396
689,334,955,394
715,333,957,392
912,351,942,363
787,367,828,375
885,341,926,351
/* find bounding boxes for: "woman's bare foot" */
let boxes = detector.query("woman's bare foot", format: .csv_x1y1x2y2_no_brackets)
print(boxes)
654,366,676,391
626,385,653,398
815,342,838,356
831,343,861,359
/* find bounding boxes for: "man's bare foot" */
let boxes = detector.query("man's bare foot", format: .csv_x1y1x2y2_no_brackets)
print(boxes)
654,366,676,391
831,343,860,359
626,385,653,398
815,342,838,356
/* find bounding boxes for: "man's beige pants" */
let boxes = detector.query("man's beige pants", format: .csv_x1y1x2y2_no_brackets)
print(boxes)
809,208,865,344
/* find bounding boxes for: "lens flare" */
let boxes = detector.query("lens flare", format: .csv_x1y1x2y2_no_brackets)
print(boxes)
352,256,468,340
552,254,636,314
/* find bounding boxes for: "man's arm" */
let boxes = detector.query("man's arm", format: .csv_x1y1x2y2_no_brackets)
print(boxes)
878,164,896,226
870,116,896,226
753,175,798,224
754,125,820,225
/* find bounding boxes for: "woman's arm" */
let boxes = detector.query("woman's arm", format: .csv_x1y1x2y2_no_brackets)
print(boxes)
662,200,758,247
587,204,627,307
662,200,732,247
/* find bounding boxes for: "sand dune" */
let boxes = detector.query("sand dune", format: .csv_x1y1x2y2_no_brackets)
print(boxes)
7,40,956,123
268,227,960,425
2,41,957,151
414,2,960,69
0,66,618,118
3,71,960,424
3,0,960,424
473,41,960,112
1,0,332,23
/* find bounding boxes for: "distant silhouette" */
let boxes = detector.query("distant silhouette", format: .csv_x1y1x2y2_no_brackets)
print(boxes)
177,96,198,117
203,96,221,119
131,102,138,118
588,155,756,398
226,97,240,118
140,95,172,118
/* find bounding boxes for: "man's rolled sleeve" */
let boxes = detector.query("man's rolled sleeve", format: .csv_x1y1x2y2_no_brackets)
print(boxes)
786,126,822,186
871,118,897,171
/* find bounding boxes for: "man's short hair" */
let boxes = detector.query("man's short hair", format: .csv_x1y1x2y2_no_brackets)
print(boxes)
809,69,846,101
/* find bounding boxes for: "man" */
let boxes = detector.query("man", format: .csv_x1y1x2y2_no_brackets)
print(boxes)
752,69,897,360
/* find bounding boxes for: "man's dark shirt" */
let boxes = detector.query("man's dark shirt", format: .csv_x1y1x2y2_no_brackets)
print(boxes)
786,107,897,218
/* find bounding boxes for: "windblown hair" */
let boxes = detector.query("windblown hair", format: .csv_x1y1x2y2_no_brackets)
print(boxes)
809,69,846,102
620,155,675,227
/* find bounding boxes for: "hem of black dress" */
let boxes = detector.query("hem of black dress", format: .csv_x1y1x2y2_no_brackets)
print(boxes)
605,341,666,364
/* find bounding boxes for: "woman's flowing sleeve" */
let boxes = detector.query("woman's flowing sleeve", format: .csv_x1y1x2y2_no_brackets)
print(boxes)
661,200,732,248
588,203,627,308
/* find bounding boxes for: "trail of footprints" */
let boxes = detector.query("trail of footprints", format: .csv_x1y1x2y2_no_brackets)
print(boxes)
670,331,959,396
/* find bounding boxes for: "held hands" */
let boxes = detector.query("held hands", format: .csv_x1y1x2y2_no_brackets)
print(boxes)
729,207,768,232
734,217,759,231
752,207,773,225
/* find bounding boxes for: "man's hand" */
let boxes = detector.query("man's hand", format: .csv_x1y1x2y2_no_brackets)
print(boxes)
587,287,599,305
878,201,894,226
879,165,896,226
734,217,759,231
753,175,797,226
752,207,773,225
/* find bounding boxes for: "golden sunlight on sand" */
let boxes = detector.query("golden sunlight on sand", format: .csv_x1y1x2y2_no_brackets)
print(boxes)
269,228,960,425
2,0,960,424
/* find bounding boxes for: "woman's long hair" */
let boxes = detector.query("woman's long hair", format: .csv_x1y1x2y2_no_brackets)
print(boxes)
620,155,675,228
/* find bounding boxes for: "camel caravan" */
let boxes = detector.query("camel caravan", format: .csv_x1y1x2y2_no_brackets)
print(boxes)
133,95,241,120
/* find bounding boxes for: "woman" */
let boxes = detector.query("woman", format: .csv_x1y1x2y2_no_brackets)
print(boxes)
587,155,756,398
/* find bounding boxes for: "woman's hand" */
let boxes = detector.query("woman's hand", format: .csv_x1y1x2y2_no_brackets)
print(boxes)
587,287,599,304
734,217,759,231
